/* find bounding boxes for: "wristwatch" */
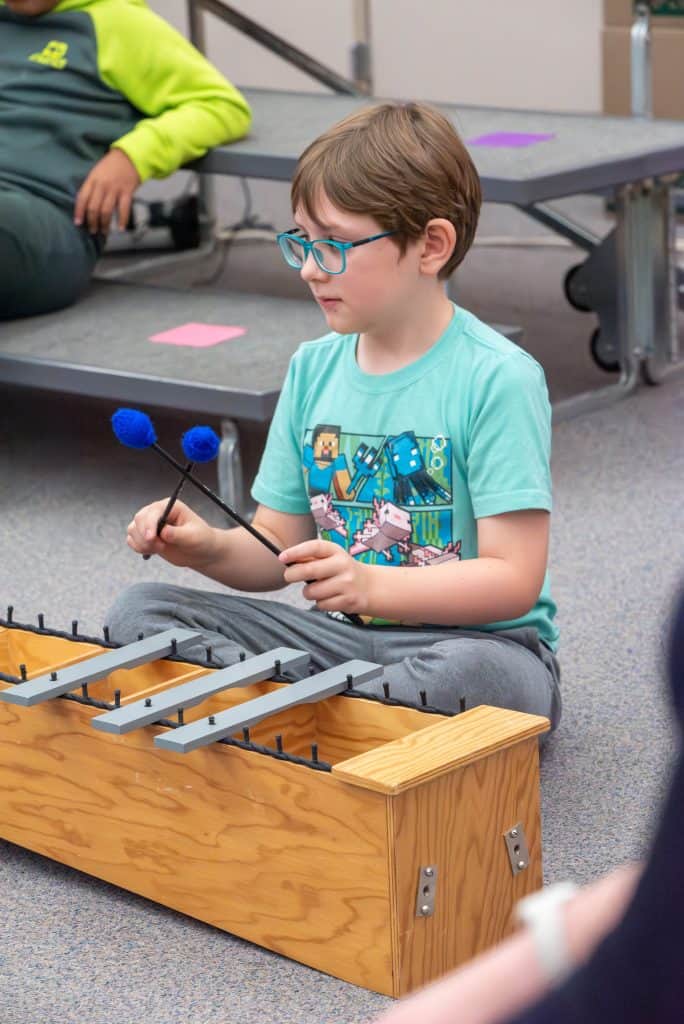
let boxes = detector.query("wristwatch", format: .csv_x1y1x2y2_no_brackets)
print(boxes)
514,881,579,984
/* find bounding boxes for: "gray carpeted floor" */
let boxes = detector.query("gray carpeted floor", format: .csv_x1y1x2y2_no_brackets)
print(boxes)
1,197,683,1024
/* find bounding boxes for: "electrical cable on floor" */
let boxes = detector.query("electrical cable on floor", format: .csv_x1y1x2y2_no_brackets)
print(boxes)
192,178,277,286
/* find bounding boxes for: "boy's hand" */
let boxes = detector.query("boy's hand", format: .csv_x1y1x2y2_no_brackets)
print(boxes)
74,149,141,235
279,539,372,615
127,498,217,569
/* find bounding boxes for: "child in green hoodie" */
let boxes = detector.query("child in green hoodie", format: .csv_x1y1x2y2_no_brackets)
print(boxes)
0,0,251,319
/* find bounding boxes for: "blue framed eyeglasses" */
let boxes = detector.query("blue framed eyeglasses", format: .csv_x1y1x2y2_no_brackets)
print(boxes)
276,229,396,275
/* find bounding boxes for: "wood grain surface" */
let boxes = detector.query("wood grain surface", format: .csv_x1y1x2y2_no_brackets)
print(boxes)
388,738,543,994
0,630,547,995
332,705,549,793
0,692,395,992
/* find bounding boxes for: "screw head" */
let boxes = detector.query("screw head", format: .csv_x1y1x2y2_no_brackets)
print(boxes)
420,904,431,915
510,829,518,838
424,867,434,878
517,860,526,870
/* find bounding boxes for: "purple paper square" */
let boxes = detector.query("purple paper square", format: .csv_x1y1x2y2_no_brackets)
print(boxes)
467,131,556,148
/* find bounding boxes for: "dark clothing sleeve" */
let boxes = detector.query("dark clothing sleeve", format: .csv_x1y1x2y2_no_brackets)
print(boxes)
504,587,684,1024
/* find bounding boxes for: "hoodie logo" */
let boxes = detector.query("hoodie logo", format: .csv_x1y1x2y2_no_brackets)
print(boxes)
29,40,69,70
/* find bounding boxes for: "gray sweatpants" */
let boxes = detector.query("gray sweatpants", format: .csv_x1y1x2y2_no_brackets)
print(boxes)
106,582,562,730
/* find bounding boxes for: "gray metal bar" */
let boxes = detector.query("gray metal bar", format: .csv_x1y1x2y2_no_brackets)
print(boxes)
523,203,600,253
217,418,245,523
351,0,373,94
154,659,383,754
192,0,359,96
631,3,652,118
186,0,206,52
613,180,656,367
185,0,215,233
91,647,310,734
651,178,680,366
0,629,202,707
552,182,642,421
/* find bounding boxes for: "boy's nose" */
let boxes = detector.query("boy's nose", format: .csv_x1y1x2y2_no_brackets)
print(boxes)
300,250,328,283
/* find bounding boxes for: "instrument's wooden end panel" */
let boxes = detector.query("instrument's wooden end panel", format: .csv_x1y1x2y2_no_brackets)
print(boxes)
387,736,544,997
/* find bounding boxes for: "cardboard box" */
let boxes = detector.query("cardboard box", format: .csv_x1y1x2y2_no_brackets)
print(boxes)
603,25,684,119
604,0,684,30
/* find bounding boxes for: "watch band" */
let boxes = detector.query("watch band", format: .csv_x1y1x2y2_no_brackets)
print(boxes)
514,881,579,984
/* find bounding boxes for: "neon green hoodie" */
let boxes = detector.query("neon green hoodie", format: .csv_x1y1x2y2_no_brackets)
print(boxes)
0,0,252,211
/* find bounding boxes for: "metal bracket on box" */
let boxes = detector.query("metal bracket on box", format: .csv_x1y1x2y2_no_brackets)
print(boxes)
415,865,438,917
503,823,530,876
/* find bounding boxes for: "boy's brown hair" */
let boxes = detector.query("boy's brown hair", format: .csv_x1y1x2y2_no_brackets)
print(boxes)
291,101,482,278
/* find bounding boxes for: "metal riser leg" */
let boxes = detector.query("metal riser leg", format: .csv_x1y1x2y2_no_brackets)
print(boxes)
217,417,246,520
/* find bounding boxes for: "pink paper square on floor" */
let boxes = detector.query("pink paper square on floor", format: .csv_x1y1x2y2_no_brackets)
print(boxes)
149,322,247,347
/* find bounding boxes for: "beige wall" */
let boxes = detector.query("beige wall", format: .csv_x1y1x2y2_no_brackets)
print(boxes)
149,0,603,112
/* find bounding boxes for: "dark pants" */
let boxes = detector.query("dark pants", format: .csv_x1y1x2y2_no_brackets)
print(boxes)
0,187,99,320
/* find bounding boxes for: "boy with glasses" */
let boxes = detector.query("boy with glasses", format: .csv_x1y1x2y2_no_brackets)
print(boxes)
110,101,560,728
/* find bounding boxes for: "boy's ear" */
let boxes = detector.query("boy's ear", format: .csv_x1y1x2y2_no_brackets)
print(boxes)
420,218,457,277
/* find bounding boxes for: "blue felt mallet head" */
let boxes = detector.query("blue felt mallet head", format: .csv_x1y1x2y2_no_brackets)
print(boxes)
111,408,157,449
181,426,220,464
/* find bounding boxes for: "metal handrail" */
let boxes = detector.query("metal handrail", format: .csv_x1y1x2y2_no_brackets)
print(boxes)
186,0,364,96
631,3,652,117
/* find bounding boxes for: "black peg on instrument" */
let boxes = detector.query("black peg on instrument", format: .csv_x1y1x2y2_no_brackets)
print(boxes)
81,683,89,699
208,715,215,725
311,743,319,763
177,707,184,725
274,658,281,675
239,651,246,662
137,632,144,642
71,620,78,637
6,605,13,624
50,671,58,681
242,727,250,744
38,613,45,629
205,646,213,664
275,734,283,753
382,681,390,699
419,689,427,706
144,698,152,707
114,689,121,708
103,625,110,642
170,638,178,656
459,696,467,713
19,663,27,681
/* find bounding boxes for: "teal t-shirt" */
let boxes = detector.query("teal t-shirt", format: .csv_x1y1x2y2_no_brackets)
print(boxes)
252,304,559,651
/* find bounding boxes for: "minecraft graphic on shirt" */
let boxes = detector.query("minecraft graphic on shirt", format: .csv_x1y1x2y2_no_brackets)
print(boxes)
302,425,462,569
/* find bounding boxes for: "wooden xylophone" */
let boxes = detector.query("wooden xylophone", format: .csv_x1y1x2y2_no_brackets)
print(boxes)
0,610,549,997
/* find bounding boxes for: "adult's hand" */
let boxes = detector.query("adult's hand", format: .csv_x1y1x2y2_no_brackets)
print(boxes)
74,149,141,235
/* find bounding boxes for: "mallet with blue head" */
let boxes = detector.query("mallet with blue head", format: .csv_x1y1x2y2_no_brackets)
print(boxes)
141,424,220,560
111,408,280,556
111,409,364,626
